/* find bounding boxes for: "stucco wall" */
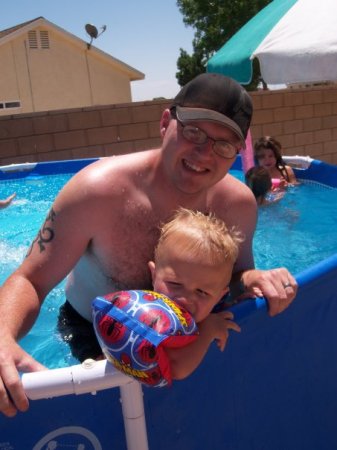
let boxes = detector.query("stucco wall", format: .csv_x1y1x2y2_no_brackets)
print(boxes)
0,84,337,166
0,26,136,116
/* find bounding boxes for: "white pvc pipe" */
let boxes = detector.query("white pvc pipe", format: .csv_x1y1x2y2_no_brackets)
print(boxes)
120,381,149,450
22,359,149,450
22,359,132,399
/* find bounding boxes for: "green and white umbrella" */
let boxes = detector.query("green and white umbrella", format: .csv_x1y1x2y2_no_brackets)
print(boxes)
207,0,337,86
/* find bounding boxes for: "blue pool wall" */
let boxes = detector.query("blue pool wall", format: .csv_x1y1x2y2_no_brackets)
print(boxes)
0,158,99,180
0,156,337,449
0,154,335,188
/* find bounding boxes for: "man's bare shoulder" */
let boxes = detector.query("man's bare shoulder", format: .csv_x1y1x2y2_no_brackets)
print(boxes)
208,175,257,266
65,150,159,194
207,173,257,227
212,173,256,205
83,150,157,177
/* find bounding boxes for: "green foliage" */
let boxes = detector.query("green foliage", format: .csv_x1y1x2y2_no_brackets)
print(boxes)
176,48,205,87
176,0,271,89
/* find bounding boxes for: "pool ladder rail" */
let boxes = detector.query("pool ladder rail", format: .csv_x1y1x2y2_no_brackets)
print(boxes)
22,358,149,450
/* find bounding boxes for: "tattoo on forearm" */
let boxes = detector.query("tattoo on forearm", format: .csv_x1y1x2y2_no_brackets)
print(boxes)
26,208,57,256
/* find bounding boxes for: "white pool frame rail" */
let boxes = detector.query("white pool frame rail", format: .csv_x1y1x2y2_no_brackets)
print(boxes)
22,359,149,450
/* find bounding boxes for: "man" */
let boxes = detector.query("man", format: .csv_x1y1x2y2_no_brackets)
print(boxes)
0,73,297,417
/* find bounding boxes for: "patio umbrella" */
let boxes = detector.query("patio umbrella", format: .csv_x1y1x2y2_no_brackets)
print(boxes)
207,0,337,86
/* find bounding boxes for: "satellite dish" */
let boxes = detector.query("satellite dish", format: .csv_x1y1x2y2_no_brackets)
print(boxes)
85,24,98,39
85,23,107,49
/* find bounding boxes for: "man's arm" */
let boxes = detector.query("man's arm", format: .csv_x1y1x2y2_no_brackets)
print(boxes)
0,272,47,417
216,176,298,315
0,170,97,417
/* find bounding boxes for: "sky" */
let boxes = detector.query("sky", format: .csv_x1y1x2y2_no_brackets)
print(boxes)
1,0,196,102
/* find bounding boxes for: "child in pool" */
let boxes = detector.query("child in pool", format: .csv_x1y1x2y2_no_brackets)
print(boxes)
245,166,285,206
147,207,242,379
60,208,242,379
254,136,298,186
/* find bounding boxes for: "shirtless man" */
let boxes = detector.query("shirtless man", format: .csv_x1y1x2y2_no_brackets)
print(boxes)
0,73,297,417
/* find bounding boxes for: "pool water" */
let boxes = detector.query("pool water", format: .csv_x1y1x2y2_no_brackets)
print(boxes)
0,174,76,368
0,171,336,368
254,183,337,273
231,169,337,272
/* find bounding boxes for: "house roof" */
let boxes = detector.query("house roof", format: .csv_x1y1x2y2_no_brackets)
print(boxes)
0,17,145,81
0,17,43,39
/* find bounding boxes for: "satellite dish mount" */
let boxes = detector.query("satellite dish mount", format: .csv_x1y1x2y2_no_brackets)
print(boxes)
85,24,107,49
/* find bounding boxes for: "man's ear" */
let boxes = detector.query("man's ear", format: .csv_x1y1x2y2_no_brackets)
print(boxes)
148,261,156,283
160,109,171,137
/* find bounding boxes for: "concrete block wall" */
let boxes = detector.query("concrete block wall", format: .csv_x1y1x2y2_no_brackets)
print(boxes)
250,84,337,164
0,84,337,166
0,100,171,165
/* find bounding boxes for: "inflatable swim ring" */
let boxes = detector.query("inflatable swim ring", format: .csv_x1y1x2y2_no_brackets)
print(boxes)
92,290,198,387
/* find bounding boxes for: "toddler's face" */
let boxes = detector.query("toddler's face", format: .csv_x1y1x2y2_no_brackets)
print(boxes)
149,254,230,323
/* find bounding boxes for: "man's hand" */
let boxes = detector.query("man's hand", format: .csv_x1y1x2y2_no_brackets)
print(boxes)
0,339,46,417
241,268,297,316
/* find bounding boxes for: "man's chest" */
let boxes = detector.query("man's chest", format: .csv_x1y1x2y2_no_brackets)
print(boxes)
90,213,161,288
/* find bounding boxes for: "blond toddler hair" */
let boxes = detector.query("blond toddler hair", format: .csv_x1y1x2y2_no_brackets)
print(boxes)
154,208,243,268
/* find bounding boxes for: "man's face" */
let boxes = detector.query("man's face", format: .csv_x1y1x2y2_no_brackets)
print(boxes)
161,113,242,195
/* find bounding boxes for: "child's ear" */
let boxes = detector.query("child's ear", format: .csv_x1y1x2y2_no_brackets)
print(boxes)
148,261,156,283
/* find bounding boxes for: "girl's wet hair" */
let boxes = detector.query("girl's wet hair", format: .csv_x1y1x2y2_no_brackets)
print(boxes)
245,166,272,200
253,136,290,181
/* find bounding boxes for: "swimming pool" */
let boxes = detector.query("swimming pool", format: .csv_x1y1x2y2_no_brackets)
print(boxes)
1,160,336,369
1,156,337,450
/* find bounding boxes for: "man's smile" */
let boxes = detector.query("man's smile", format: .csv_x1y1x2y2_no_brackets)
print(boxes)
183,159,209,173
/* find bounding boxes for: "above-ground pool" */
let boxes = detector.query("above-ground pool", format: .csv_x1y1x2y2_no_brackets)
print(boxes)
0,156,337,450
0,160,336,370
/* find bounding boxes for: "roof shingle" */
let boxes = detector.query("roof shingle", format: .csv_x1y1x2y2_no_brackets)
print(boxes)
0,17,43,39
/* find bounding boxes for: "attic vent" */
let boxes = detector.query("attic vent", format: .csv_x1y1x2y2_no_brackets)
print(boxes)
27,30,50,49
40,30,50,49
28,30,38,49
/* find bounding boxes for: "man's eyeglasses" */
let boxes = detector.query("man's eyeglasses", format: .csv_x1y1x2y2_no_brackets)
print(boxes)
171,109,241,159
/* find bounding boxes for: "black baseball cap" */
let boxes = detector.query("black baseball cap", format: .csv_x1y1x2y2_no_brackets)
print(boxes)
171,73,253,148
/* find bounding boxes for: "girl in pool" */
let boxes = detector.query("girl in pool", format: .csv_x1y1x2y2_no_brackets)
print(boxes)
245,166,285,206
254,136,298,187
